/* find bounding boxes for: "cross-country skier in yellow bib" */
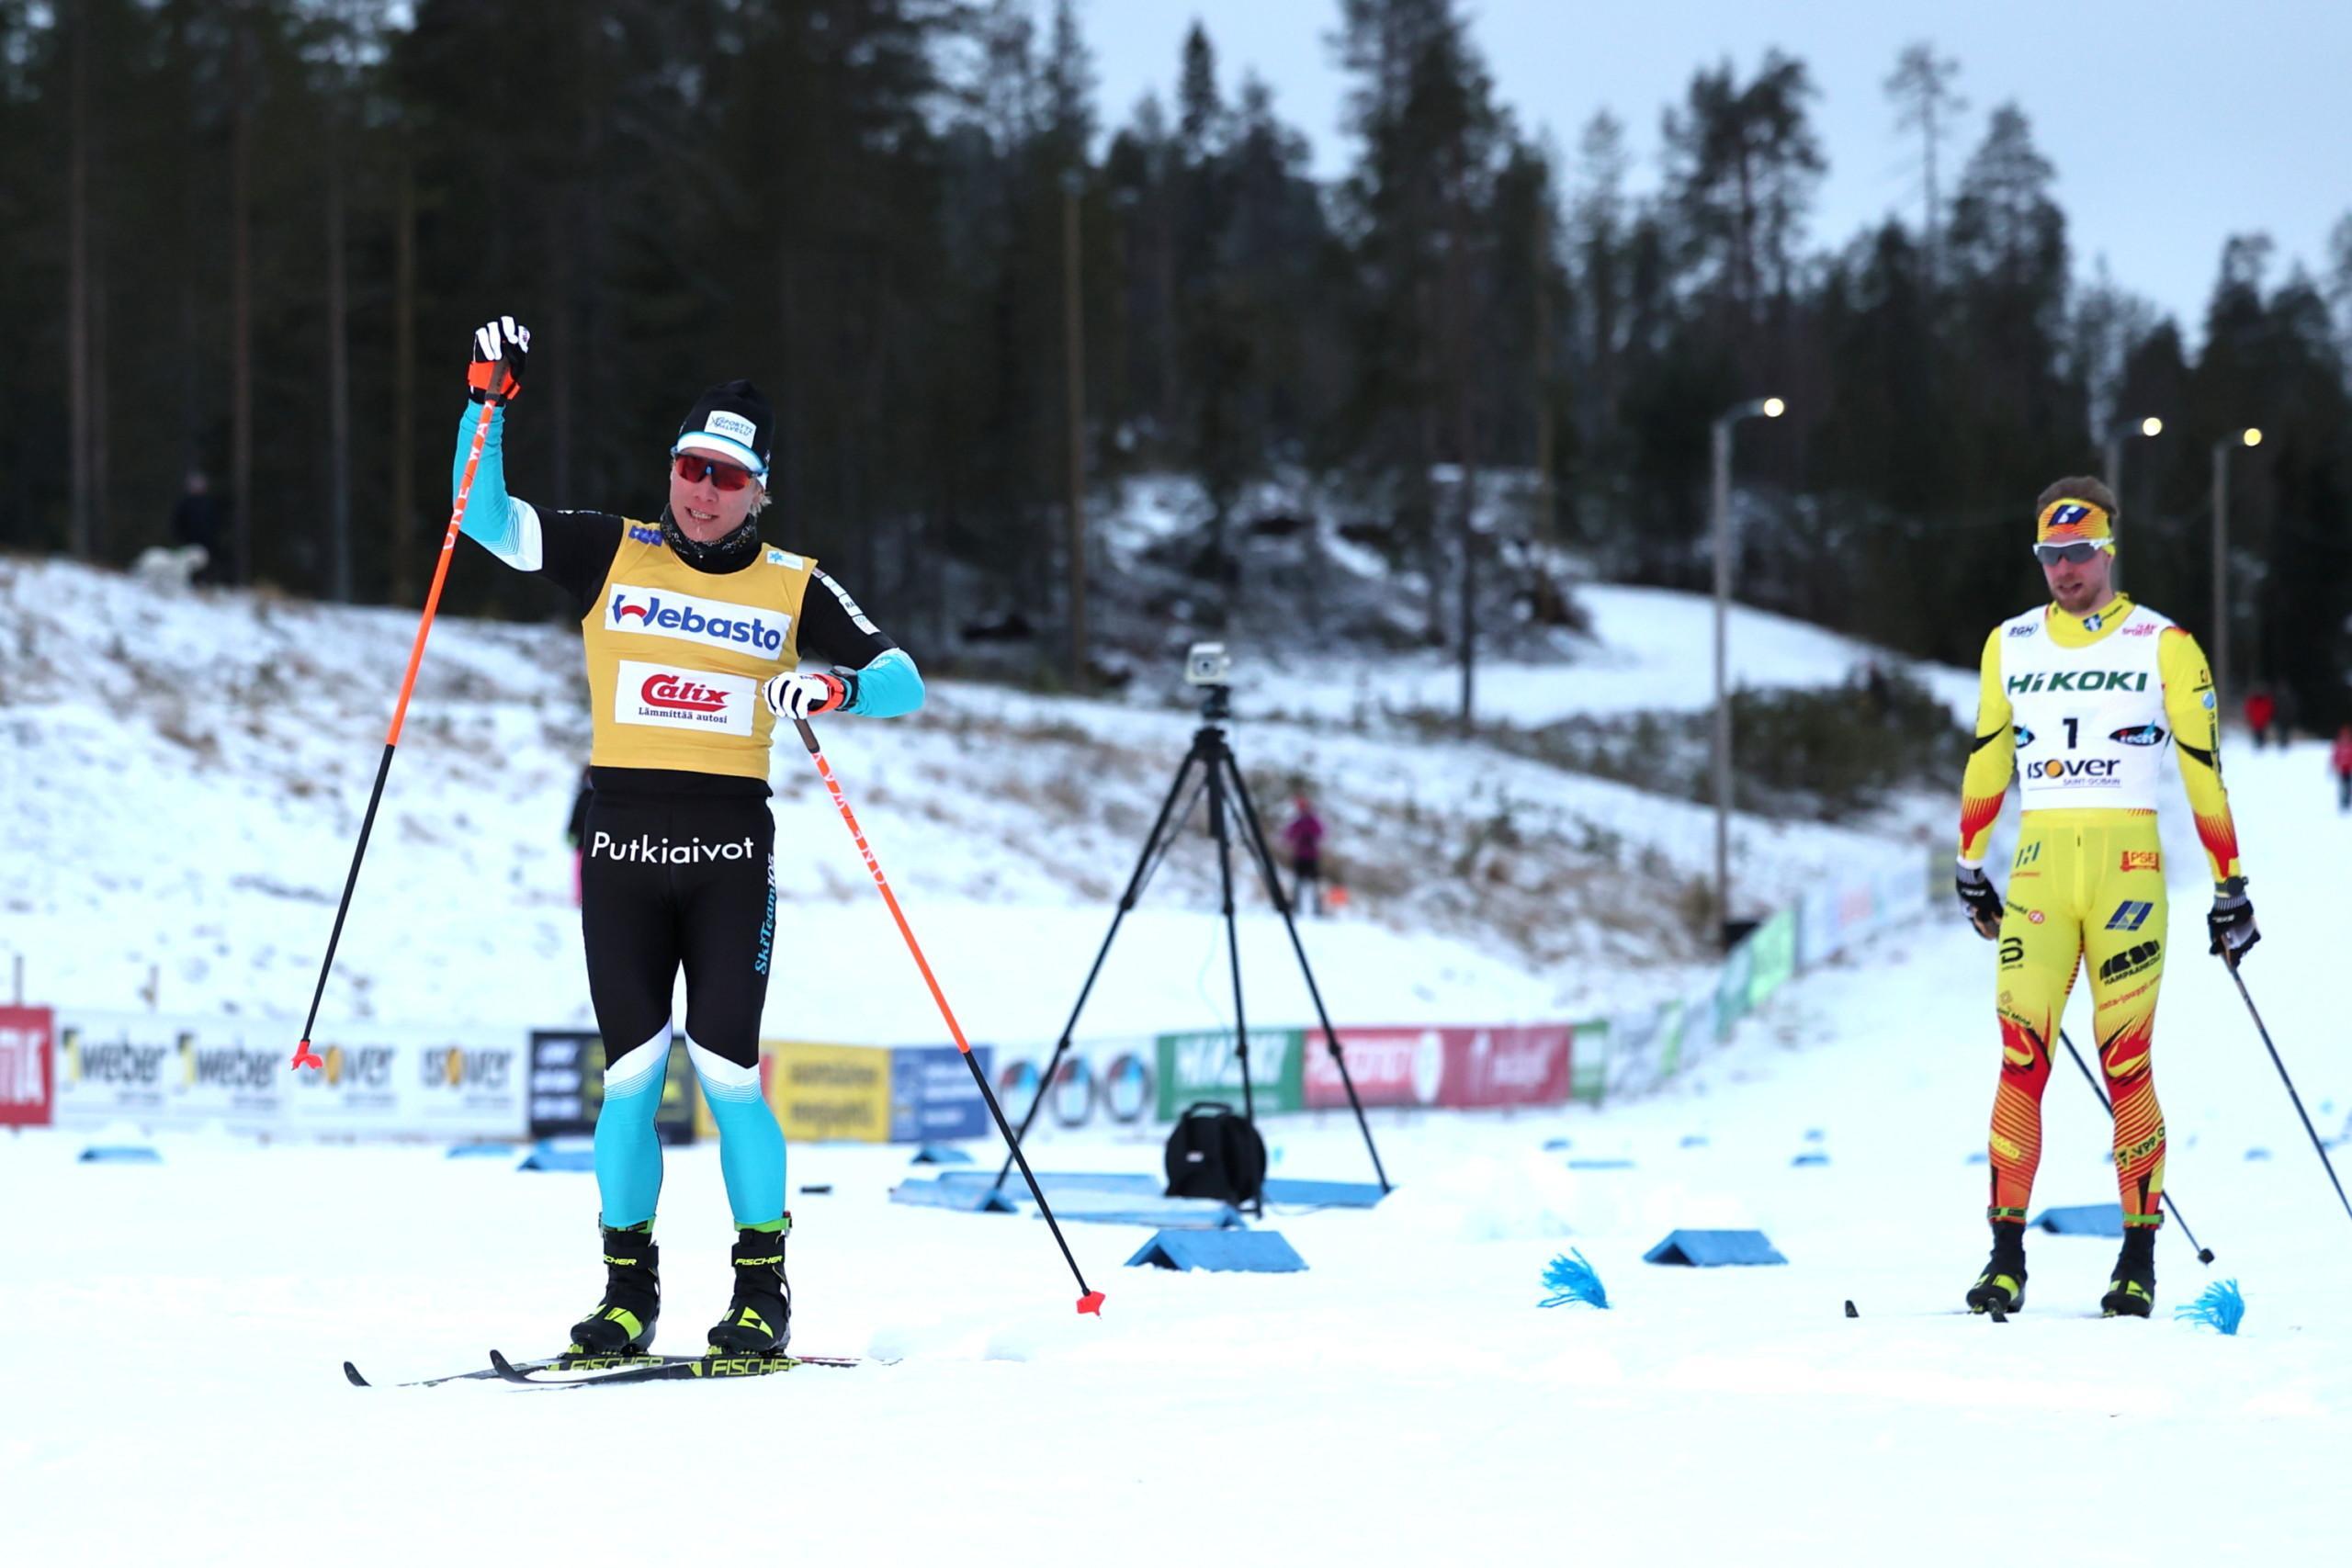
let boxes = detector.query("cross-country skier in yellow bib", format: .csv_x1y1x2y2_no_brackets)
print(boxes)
1952,476,2258,1318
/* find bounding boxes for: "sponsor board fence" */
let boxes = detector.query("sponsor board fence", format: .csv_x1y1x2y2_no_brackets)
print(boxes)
16,857,1930,1138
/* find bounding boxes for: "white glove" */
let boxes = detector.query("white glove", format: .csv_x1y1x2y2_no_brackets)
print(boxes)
763,671,847,721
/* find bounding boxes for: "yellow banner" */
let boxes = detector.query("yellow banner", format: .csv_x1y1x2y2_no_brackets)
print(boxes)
765,1040,890,1143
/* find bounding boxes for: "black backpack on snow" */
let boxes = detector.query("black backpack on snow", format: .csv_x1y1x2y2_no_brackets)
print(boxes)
1162,1101,1267,1205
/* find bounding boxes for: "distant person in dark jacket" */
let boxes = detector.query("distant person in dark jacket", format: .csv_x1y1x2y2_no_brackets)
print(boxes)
170,471,226,585
2334,724,2352,813
2245,689,2276,750
1282,793,1326,918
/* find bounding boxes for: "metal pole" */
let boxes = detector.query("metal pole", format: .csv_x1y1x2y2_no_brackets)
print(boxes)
1711,415,1733,943
1062,172,1088,693
2105,433,2125,594
2211,438,2230,715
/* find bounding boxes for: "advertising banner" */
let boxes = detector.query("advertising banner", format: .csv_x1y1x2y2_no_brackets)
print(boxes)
398,1032,529,1138
1304,1026,1444,1110
992,1037,1159,1135
54,1011,287,1132
531,1029,697,1144
766,1041,890,1143
0,1006,52,1128
1570,1020,1610,1104
888,1044,996,1144
1604,1007,1672,1100
286,1029,405,1136
1746,909,1797,1010
1157,1027,1304,1119
1442,1025,1573,1109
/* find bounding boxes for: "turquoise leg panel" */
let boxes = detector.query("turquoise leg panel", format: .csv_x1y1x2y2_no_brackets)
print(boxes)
686,1037,786,1228
592,1029,672,1229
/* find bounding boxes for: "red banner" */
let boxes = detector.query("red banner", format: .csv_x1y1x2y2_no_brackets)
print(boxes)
0,1006,53,1127
1303,1024,1570,1111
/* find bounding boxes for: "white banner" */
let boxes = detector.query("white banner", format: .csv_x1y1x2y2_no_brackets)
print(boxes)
51,1010,526,1139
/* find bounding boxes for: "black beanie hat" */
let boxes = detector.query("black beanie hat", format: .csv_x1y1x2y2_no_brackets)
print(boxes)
673,379,774,477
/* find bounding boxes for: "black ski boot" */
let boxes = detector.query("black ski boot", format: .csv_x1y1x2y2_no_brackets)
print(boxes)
2100,1226,2157,1317
708,1218,793,1355
1964,1224,2028,1315
569,1224,660,1353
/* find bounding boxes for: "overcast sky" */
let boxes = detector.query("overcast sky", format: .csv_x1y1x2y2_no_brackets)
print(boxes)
1081,0,2352,337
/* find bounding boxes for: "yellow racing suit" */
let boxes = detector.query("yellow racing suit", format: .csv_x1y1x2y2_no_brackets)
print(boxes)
1957,595,2244,1230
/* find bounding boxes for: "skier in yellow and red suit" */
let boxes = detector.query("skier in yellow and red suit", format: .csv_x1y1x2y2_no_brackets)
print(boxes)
1950,476,2259,1318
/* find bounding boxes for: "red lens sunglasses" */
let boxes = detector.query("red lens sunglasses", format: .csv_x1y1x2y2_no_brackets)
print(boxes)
673,453,758,491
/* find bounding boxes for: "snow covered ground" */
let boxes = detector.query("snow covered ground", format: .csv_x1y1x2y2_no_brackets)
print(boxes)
4,739,2347,1565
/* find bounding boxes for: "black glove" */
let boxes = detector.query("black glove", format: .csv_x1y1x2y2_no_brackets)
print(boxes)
1956,863,2003,940
2207,877,2259,965
467,315,531,405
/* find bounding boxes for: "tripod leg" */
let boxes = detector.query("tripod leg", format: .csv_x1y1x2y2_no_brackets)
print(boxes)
1204,754,1263,1217
991,749,1204,1193
1222,751,1393,1194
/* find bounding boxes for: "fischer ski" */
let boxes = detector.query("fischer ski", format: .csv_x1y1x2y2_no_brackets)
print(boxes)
345,1350,664,1388
487,1347,874,1387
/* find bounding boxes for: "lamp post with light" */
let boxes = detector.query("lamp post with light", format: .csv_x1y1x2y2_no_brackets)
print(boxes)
2104,415,2162,591
2211,426,2261,714
1711,395,1785,947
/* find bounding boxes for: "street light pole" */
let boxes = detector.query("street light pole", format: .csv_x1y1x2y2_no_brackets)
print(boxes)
1062,167,1088,693
1711,395,1784,948
2211,427,2260,716
2104,415,2161,592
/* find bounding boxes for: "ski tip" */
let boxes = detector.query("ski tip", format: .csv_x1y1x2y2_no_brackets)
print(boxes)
343,1360,370,1387
489,1348,519,1376
1842,1299,1858,1318
1076,1291,1106,1316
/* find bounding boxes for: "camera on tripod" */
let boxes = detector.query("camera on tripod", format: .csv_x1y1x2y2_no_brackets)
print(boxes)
1184,641,1231,718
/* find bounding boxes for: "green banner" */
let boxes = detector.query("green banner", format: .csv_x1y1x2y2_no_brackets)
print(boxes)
1155,1028,1304,1120
1570,1020,1610,1105
1745,908,1797,1009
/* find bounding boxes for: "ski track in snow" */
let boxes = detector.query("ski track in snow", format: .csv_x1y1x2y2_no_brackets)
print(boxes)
5,728,2349,1562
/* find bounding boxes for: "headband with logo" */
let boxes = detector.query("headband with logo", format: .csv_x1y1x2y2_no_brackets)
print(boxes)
2036,497,2115,549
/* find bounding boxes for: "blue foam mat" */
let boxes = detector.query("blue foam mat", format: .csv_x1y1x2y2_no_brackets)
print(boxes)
518,1140,596,1173
1260,1178,1386,1207
911,1145,975,1165
937,1169,1164,1196
1051,1193,1242,1229
77,1145,161,1164
1644,1228,1787,1267
2032,1202,2124,1236
1126,1228,1306,1272
889,1180,1019,1213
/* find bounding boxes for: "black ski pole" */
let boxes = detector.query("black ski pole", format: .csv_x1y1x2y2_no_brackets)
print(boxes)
2057,1027,2215,1264
795,720,1105,1314
291,400,499,1071
2224,958,2352,1228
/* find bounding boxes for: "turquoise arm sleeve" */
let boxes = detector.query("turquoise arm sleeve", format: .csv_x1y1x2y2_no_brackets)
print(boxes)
453,404,519,554
845,648,924,717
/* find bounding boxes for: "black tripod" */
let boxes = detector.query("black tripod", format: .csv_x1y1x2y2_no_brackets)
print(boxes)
989,683,1391,1212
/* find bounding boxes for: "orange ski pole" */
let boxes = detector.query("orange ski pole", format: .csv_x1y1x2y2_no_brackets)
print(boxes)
793,718,1105,1314
290,400,499,1071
